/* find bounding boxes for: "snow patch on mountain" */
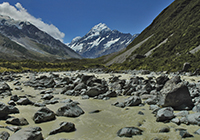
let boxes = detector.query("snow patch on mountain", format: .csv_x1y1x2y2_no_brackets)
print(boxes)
90,23,111,33
71,43,84,51
88,37,102,49
104,38,120,48
71,36,81,43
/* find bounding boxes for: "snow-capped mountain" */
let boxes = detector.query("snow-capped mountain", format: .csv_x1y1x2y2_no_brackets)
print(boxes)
0,15,82,60
68,23,139,58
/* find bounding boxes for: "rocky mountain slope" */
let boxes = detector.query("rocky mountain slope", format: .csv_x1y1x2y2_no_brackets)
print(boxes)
68,23,138,58
105,0,200,72
0,15,82,61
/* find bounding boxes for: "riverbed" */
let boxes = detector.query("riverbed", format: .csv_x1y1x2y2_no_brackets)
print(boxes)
0,71,200,140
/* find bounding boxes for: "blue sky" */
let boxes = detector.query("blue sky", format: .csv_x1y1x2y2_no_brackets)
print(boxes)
0,0,174,43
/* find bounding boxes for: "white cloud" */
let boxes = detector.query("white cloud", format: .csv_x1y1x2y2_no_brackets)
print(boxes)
0,2,65,42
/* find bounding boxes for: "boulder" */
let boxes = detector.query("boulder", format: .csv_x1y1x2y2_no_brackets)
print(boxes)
49,122,75,135
192,104,200,112
0,131,10,140
181,113,200,125
175,128,193,138
0,82,11,97
112,102,125,108
144,95,159,105
10,95,19,102
41,94,54,100
103,90,117,97
9,127,43,140
85,87,102,97
24,75,56,88
0,82,10,91
117,127,143,137
8,100,16,106
149,105,160,110
158,126,170,133
43,98,59,105
81,75,94,84
97,90,117,99
56,102,84,117
156,107,174,122
156,74,169,85
16,98,33,105
182,62,191,72
158,82,193,110
33,107,56,123
7,105,19,114
0,102,10,119
171,118,180,125
124,96,142,107
6,117,29,126
112,96,142,108
194,128,200,135
174,111,189,117
74,83,86,91
5,126,21,132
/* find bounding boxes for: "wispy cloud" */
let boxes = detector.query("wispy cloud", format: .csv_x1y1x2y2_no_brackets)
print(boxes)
0,2,65,42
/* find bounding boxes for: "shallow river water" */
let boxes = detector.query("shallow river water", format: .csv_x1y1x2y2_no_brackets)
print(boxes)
0,72,200,140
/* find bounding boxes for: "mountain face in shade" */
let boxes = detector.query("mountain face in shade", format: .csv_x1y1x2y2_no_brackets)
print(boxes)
68,23,138,58
0,15,82,61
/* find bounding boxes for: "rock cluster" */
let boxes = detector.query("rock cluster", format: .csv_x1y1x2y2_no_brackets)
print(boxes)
0,70,200,139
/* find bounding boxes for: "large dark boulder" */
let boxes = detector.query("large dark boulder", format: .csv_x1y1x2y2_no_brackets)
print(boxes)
49,122,75,135
117,127,143,137
56,102,84,117
182,62,191,72
158,82,193,110
0,82,10,91
33,107,56,123
156,74,169,85
0,82,12,97
81,75,94,84
0,102,10,119
9,127,43,140
8,105,20,114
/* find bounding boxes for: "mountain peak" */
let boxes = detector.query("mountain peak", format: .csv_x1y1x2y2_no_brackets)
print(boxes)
90,23,111,33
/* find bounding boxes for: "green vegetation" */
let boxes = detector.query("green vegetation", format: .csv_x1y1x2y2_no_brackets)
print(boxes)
107,0,200,72
0,58,106,73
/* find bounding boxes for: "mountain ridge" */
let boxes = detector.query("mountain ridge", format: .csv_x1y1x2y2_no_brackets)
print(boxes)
0,15,82,61
68,23,138,58
105,0,200,72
